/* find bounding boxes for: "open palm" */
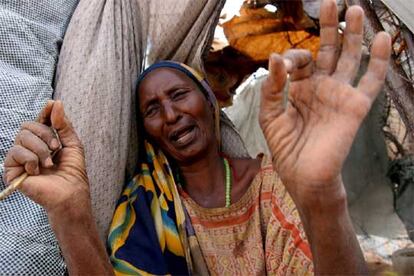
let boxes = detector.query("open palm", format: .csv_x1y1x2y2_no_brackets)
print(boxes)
259,0,391,207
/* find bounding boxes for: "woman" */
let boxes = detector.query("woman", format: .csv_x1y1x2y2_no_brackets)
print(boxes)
3,0,391,275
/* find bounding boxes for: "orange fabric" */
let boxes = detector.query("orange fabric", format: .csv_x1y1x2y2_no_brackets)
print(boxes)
180,157,314,275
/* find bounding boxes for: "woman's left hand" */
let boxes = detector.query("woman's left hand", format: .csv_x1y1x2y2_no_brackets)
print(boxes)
259,0,391,211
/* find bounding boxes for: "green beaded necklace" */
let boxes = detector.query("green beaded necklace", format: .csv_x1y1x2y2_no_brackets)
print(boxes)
223,157,232,208
175,157,232,208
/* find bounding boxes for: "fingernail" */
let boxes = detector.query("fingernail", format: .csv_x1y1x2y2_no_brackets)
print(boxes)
283,59,293,72
45,157,54,168
51,139,59,150
269,54,279,72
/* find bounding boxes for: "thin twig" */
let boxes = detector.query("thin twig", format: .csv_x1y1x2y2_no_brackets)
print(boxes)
0,173,29,200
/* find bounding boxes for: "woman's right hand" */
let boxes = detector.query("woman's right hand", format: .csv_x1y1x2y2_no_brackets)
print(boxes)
4,101,114,275
3,100,90,216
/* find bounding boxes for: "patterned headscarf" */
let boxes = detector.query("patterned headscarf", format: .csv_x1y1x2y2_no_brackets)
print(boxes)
108,61,217,275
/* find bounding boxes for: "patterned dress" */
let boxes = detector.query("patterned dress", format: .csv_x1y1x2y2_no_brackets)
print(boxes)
180,157,314,275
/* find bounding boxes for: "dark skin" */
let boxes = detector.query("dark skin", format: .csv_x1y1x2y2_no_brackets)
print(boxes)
3,0,391,274
138,68,260,208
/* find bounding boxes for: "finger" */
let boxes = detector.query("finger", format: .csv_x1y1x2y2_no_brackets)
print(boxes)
37,100,55,125
21,121,60,151
333,6,364,83
357,32,391,101
283,49,313,81
50,100,81,148
316,0,339,75
15,129,54,168
4,145,40,176
3,166,25,185
261,54,287,115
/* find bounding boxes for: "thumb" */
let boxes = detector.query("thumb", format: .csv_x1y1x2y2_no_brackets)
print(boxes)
261,54,289,117
50,101,81,148
37,100,55,124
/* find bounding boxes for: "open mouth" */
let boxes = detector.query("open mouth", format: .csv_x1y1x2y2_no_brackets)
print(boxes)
169,125,196,146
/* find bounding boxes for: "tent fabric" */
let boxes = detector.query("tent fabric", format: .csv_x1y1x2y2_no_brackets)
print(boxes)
379,0,414,34
225,69,270,157
54,0,248,242
0,1,79,274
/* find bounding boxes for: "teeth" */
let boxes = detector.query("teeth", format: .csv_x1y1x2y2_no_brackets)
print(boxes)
177,129,190,140
177,134,188,143
175,127,193,144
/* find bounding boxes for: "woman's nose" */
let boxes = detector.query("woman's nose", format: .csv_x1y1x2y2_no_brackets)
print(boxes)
163,103,180,124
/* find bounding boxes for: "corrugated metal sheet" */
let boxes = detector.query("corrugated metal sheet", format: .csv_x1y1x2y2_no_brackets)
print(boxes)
380,0,414,33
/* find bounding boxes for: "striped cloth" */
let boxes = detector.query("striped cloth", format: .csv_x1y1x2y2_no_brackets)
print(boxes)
108,141,190,275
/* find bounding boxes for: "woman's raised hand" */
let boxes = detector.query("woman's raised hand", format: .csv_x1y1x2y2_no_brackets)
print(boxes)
259,0,391,210
3,101,89,215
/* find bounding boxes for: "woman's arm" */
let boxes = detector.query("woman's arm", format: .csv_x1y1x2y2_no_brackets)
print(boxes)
3,101,113,275
49,203,113,275
297,178,367,274
259,0,391,274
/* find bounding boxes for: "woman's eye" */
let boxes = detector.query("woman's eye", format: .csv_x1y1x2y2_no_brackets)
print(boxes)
145,105,159,117
172,90,187,101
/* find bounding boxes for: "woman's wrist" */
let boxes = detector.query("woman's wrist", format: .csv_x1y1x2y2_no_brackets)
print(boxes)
47,186,94,230
290,176,349,220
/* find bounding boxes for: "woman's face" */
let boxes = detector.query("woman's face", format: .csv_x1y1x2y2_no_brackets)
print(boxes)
138,68,217,164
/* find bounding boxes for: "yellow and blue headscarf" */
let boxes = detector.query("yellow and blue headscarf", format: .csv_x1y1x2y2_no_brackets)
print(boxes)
107,61,218,275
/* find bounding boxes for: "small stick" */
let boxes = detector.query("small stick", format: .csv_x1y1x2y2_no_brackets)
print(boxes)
0,173,29,200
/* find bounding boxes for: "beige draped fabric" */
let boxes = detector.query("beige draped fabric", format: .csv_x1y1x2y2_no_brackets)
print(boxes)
54,0,248,241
